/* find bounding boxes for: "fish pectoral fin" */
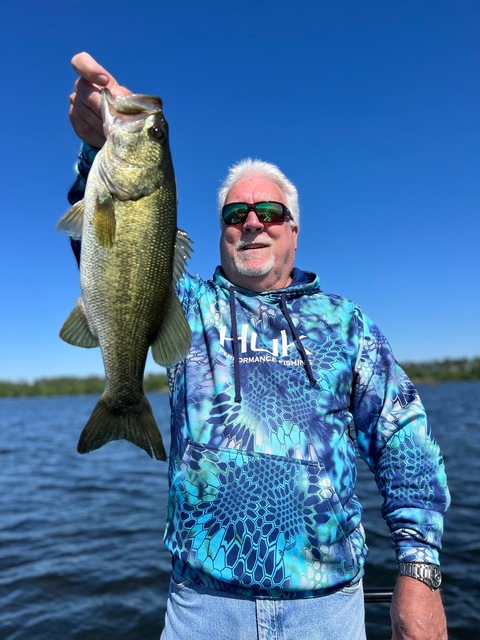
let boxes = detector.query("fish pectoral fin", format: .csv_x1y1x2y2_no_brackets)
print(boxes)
60,301,99,348
93,194,116,247
172,229,194,288
151,293,191,367
56,200,85,239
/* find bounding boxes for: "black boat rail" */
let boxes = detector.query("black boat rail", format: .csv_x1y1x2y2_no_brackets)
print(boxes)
364,588,393,603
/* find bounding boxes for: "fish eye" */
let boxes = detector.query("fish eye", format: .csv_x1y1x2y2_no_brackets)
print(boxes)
149,126,165,141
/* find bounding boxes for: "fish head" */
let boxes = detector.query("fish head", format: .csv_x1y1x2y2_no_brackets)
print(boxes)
101,89,171,171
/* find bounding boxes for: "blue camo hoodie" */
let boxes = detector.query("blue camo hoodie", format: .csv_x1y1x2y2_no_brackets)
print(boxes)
68,145,449,599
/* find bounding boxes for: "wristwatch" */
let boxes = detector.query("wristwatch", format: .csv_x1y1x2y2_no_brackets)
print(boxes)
397,562,442,590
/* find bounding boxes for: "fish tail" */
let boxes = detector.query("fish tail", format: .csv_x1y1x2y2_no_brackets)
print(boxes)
77,395,167,461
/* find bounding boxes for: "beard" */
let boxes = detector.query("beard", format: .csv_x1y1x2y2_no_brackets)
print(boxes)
233,254,275,277
232,237,275,277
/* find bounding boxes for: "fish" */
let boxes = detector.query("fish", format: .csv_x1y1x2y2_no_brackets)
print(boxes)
57,89,192,460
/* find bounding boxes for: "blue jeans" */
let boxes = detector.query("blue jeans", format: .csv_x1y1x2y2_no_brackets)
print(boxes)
160,573,366,640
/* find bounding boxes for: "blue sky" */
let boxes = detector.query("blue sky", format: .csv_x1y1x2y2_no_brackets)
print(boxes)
1,0,478,382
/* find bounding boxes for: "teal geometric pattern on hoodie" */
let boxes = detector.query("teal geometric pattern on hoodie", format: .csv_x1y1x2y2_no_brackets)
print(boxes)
163,268,450,598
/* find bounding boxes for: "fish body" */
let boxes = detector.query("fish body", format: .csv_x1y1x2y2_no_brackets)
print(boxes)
57,90,192,460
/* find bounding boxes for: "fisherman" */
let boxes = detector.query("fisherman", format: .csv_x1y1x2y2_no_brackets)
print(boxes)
66,52,450,640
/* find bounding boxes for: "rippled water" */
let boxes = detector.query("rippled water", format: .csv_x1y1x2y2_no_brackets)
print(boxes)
1,381,479,639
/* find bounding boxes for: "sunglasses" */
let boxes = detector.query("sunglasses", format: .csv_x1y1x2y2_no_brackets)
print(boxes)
222,201,293,225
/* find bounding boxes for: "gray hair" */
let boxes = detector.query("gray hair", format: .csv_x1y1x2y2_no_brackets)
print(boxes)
217,158,300,230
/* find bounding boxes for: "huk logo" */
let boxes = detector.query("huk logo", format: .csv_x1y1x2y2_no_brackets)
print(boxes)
219,323,311,359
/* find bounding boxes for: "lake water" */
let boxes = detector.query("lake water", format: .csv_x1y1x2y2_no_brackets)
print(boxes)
1,381,479,639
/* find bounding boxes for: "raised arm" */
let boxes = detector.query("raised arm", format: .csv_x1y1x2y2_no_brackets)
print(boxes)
66,53,133,263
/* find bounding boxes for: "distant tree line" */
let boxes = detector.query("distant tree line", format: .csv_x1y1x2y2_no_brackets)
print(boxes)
400,357,480,383
0,373,169,398
0,358,479,398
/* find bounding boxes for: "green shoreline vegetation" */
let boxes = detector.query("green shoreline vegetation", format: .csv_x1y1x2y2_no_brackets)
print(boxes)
0,374,169,398
1,357,479,398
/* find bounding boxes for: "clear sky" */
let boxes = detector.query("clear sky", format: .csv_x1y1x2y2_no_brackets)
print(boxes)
1,0,478,382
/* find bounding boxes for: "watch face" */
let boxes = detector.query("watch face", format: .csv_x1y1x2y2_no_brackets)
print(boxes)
430,566,442,588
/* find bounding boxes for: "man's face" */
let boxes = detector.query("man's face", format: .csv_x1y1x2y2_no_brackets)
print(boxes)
219,176,299,292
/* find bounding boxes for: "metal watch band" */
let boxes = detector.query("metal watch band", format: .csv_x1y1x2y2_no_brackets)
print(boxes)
397,562,442,590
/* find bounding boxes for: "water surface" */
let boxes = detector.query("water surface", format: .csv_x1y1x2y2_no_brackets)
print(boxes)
1,382,478,638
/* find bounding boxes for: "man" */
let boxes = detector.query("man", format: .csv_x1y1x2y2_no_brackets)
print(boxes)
66,52,450,640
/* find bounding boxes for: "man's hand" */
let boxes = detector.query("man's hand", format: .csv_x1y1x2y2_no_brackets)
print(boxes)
68,52,132,148
390,575,448,639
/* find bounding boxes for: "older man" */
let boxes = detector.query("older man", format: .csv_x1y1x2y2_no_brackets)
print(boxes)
66,52,449,640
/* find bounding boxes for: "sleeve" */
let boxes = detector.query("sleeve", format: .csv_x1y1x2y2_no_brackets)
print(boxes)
175,271,207,315
66,143,99,266
351,306,450,566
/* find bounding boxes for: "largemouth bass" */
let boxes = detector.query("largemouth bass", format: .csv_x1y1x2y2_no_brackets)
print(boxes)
57,89,192,460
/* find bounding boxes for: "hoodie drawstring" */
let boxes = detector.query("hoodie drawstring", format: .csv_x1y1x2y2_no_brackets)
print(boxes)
280,292,317,386
228,287,317,403
229,287,242,403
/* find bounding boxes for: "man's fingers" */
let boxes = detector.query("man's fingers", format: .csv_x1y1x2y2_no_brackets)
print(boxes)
69,90,103,129
71,77,104,119
69,85,106,147
71,51,132,98
68,51,132,146
71,51,111,88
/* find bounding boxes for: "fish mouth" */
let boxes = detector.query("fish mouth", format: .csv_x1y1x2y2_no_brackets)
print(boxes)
111,93,163,115
102,89,163,136
102,89,163,115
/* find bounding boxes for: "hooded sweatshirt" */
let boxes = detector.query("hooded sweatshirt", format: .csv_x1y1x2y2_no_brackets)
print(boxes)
163,267,449,598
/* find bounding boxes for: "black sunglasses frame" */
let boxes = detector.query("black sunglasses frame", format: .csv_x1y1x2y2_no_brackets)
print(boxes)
221,201,293,225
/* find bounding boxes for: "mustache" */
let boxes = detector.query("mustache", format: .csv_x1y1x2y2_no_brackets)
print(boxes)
236,234,271,250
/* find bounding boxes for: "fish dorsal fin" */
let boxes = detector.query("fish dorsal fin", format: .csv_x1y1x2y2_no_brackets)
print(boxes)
56,200,85,239
172,229,193,287
151,293,191,367
60,300,99,348
93,194,116,247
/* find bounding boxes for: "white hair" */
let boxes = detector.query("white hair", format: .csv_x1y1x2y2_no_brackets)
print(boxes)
217,158,300,230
